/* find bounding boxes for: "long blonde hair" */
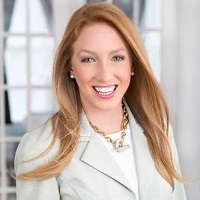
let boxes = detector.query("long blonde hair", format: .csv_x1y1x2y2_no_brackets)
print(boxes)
17,2,183,188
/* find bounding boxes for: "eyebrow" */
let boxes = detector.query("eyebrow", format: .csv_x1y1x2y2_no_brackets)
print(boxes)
77,48,127,56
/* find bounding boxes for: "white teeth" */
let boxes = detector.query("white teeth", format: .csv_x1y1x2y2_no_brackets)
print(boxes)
94,86,116,94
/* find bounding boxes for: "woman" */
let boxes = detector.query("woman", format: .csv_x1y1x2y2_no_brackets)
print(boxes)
15,2,186,200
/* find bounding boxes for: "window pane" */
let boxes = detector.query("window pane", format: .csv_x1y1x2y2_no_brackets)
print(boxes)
7,193,16,200
5,89,27,136
4,0,27,33
30,0,53,33
30,37,54,86
0,93,2,137
0,143,1,187
30,89,56,130
6,121,26,137
6,142,18,187
140,31,161,81
87,0,106,2
139,0,162,28
4,36,27,86
113,0,133,19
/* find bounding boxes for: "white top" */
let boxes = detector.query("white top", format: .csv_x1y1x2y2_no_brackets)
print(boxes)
97,124,139,200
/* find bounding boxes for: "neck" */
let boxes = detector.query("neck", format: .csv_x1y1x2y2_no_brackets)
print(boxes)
85,104,123,134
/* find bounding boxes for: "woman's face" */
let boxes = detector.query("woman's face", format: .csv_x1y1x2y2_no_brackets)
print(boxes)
71,22,132,112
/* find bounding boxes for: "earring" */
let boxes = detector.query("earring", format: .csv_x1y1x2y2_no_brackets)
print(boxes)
131,71,134,76
70,74,75,79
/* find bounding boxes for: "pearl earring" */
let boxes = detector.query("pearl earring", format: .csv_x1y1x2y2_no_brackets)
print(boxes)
70,74,75,79
131,71,134,76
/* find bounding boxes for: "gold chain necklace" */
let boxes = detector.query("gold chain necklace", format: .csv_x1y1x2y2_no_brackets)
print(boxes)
89,104,130,152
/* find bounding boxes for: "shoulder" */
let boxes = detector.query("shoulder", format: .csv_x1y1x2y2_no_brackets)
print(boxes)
167,123,177,151
15,121,60,174
167,123,182,169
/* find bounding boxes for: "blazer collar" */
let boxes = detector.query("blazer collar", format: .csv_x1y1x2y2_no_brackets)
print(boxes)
79,105,155,199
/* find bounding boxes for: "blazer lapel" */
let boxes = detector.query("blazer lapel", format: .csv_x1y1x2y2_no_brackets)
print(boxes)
80,113,134,193
79,106,156,199
127,106,155,200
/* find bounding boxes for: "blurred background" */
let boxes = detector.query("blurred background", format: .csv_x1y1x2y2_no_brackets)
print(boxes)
0,0,199,199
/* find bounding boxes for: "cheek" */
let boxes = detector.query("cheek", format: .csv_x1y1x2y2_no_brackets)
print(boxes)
121,67,132,85
124,73,132,84
73,68,92,85
121,63,132,79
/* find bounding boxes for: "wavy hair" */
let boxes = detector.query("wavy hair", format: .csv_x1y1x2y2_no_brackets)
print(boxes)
17,2,183,188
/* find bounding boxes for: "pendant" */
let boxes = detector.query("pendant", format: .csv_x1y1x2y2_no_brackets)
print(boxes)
113,138,130,152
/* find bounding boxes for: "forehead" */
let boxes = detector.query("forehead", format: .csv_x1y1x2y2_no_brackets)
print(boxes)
73,22,128,52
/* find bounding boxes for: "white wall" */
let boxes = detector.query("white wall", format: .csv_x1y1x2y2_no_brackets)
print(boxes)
162,0,200,199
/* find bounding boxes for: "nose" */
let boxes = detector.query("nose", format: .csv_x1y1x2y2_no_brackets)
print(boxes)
96,61,113,82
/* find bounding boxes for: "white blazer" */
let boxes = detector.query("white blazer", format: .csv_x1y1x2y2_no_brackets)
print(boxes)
15,106,187,200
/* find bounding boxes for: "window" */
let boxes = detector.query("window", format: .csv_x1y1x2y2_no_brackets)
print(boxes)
0,0,55,199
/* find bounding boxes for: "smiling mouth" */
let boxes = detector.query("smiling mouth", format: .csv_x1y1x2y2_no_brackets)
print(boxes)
93,85,117,96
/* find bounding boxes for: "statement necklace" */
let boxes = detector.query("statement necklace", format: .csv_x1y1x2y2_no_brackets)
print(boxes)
89,104,130,152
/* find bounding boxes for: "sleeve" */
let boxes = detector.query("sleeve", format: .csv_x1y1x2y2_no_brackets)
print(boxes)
15,125,61,200
16,178,60,200
168,125,187,200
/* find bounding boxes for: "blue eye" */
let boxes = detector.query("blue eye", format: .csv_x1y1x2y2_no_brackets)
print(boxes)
81,57,95,63
112,55,124,61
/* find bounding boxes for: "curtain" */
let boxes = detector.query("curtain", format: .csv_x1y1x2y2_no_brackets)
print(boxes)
162,0,200,199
